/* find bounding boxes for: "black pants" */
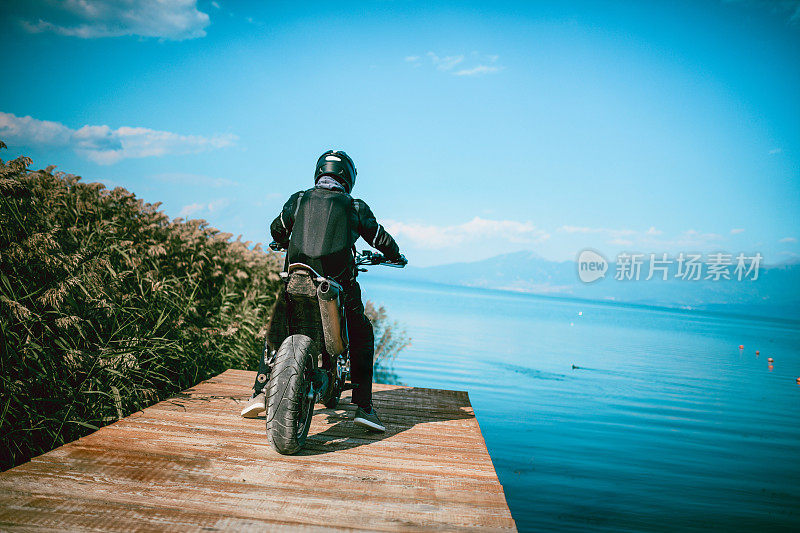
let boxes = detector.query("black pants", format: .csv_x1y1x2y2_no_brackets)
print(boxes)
252,281,375,409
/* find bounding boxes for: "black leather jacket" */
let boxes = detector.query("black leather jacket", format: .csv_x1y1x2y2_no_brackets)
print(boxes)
270,186,400,283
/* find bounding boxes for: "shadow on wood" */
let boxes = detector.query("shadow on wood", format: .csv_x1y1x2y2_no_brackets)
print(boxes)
299,386,478,456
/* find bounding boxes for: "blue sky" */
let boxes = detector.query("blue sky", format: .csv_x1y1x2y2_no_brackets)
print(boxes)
1,0,798,266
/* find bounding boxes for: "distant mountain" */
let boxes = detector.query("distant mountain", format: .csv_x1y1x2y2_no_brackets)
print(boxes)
391,252,800,321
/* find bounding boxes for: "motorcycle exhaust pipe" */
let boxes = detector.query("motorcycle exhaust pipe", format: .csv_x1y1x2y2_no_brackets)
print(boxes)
317,280,346,356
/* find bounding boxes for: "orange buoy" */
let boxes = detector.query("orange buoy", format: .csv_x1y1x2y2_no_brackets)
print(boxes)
739,345,744,349
756,351,760,355
767,357,774,363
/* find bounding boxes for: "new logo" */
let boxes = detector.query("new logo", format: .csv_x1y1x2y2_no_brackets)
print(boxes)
577,249,608,283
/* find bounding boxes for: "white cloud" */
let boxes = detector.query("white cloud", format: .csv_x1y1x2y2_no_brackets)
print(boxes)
769,147,783,154
559,225,636,237
427,52,465,71
646,226,663,236
179,203,205,218
636,230,722,250
780,237,798,243
560,225,601,234
208,198,230,212
455,65,501,76
670,229,724,246
211,1,220,8
640,228,724,248
384,217,549,249
730,228,746,234
608,238,634,246
19,0,210,40
0,112,71,145
455,52,503,76
412,51,503,76
558,225,725,250
179,198,230,218
0,111,236,165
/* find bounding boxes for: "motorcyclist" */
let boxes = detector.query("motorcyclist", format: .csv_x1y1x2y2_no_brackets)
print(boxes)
241,150,405,432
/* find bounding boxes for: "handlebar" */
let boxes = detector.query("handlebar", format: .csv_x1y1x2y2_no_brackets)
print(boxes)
269,242,406,268
355,250,407,268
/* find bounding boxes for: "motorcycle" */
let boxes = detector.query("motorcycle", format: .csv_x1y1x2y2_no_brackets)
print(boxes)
264,242,405,454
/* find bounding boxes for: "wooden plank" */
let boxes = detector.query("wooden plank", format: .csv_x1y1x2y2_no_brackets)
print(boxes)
0,369,516,532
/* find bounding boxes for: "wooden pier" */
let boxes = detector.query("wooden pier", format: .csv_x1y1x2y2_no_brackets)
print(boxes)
0,369,516,531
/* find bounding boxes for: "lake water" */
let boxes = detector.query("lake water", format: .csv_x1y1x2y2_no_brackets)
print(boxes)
360,277,800,532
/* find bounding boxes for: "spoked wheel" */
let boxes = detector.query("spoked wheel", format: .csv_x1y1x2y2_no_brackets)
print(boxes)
266,334,316,454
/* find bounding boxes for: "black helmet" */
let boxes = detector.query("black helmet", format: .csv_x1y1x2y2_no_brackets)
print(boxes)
314,150,357,193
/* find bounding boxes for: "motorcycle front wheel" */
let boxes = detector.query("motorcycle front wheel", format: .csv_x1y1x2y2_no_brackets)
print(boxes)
266,334,316,454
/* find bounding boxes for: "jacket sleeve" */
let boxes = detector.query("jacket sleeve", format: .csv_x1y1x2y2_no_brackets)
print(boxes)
353,199,401,260
270,191,303,246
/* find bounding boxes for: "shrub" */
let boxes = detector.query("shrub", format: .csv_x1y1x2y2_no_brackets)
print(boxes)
0,152,282,470
0,148,408,470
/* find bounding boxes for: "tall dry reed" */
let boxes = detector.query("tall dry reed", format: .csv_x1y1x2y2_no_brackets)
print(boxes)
0,150,282,470
0,146,408,470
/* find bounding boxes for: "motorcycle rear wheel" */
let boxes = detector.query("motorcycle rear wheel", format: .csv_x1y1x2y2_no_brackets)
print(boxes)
266,334,316,454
